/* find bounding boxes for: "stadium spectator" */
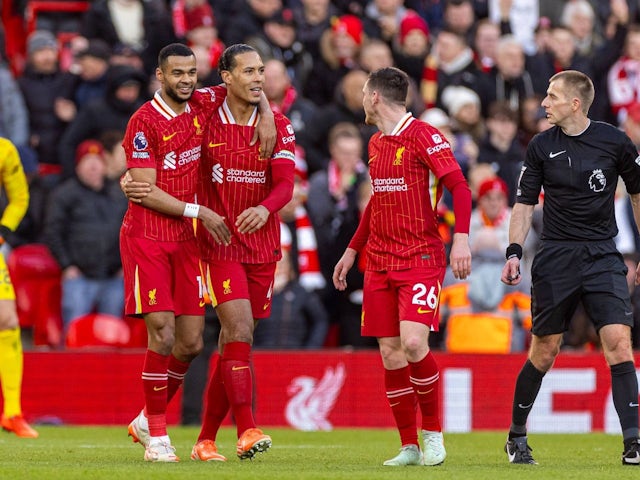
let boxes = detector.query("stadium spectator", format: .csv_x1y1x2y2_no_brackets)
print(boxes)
0,57,30,154
99,129,127,181
607,24,640,125
307,122,373,348
0,138,37,439
222,0,283,46
477,34,544,117
391,10,430,85
421,27,482,110
440,227,531,353
263,58,317,156
18,30,68,179
442,0,476,44
333,67,472,466
305,69,377,174
190,44,294,462
291,0,340,60
361,0,408,43
58,64,147,180
191,44,222,87
472,18,500,73
55,39,112,126
253,249,329,348
441,84,484,143
303,14,366,107
43,140,127,329
489,0,538,55
476,101,525,206
175,0,225,75
246,8,313,91
502,70,640,466
78,0,177,75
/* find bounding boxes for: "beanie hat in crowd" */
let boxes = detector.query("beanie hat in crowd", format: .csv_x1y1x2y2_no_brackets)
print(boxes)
477,177,509,200
184,3,215,31
27,30,58,55
399,11,429,45
75,139,104,165
332,15,363,45
441,85,481,117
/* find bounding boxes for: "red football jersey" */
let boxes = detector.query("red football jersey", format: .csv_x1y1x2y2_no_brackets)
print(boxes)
366,113,461,270
197,101,296,263
121,88,224,241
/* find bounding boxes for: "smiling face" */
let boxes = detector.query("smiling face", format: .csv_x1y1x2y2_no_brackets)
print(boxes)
221,51,265,106
157,54,197,106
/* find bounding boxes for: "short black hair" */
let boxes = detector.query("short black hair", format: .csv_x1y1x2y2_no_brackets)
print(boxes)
218,44,258,75
366,67,409,106
158,43,194,70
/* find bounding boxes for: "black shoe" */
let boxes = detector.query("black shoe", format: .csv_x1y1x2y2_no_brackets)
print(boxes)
505,436,537,464
622,438,640,465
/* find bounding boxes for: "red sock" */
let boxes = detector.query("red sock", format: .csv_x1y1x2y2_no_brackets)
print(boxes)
385,365,418,447
166,355,190,404
142,349,170,437
221,342,255,437
409,351,441,431
198,353,230,442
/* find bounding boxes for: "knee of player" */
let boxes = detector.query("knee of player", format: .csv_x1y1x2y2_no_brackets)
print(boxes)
174,337,204,360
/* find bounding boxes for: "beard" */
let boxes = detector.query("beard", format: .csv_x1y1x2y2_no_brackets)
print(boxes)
165,85,194,104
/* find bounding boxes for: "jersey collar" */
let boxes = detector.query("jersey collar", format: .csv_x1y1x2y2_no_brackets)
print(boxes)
150,90,191,120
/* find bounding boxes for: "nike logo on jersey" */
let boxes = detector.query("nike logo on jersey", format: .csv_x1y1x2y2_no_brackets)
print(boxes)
630,402,639,407
162,133,177,141
208,142,226,148
549,150,566,158
518,402,533,409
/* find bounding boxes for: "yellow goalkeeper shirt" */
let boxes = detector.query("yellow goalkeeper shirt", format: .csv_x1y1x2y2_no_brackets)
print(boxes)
0,138,29,231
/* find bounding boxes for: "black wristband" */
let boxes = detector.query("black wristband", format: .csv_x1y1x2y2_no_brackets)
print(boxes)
505,243,523,260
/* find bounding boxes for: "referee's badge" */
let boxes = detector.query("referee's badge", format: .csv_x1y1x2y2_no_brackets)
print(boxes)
588,169,606,192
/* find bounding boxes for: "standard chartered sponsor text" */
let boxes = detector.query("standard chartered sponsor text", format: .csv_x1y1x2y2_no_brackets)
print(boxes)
373,177,408,192
178,145,201,166
227,168,266,184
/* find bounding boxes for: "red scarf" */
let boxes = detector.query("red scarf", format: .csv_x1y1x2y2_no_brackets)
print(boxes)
280,206,325,291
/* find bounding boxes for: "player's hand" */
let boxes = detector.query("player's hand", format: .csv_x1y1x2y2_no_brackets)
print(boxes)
333,248,357,291
449,233,471,280
199,206,231,245
501,257,522,285
236,205,269,234
120,171,151,203
252,110,276,159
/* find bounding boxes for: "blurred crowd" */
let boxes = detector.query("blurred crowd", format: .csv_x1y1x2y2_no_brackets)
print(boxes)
3,0,640,352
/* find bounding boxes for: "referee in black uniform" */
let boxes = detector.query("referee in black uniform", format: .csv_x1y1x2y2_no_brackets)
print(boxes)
502,70,640,466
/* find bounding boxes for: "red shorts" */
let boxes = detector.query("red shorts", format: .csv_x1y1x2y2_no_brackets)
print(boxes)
361,266,445,337
203,260,276,319
120,234,205,316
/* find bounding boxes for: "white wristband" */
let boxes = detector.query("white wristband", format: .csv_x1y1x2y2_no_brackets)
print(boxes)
183,203,200,218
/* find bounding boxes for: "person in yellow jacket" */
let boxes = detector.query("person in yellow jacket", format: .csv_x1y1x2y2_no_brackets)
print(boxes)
0,138,36,438
440,227,531,353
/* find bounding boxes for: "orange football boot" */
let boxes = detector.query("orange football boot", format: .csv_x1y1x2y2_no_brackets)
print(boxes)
236,428,271,459
191,439,227,462
1,414,39,438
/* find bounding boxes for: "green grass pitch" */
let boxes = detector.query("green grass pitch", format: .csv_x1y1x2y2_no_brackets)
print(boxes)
1,427,639,479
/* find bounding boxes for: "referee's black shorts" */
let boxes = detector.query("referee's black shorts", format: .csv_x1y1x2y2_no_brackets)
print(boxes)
530,239,633,336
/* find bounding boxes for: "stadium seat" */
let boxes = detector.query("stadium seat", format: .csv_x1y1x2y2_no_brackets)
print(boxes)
7,244,63,347
65,313,131,348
